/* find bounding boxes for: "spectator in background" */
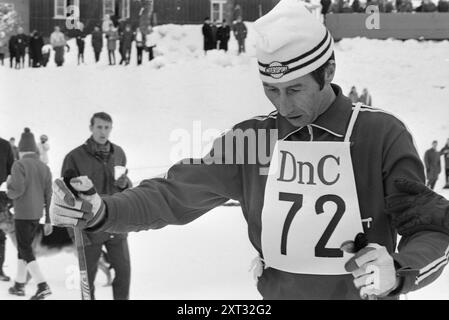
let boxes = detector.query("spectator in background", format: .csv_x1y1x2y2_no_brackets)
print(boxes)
15,27,28,69
9,138,19,161
330,0,344,12
398,0,413,11
50,26,67,67
29,30,44,68
202,17,213,54
233,16,247,55
217,19,231,52
8,33,17,68
119,24,134,65
74,22,86,65
321,0,332,14
437,0,449,11
416,0,438,11
135,27,145,66
351,0,363,12
92,26,103,63
348,86,359,104
358,88,373,106
440,138,449,189
385,0,395,12
424,140,441,190
341,0,354,12
0,32,6,66
211,20,218,50
106,25,119,66
7,128,53,300
145,25,157,62
37,135,49,165
102,14,113,32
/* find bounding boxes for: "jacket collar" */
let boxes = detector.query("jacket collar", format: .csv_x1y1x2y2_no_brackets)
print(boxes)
84,137,114,156
277,84,353,140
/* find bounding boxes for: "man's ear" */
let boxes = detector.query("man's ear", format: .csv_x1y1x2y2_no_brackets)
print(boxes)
324,61,336,85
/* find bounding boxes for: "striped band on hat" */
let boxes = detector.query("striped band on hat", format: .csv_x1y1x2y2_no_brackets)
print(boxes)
258,29,334,84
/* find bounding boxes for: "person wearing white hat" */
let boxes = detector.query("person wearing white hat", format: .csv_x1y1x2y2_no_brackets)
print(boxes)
49,0,449,300
37,134,50,165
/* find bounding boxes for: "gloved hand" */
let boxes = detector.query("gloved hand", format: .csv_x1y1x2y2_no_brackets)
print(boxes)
43,223,53,236
50,176,105,229
343,243,399,299
385,179,449,236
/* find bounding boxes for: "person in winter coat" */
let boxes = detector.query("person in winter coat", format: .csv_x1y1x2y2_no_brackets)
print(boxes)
15,27,29,69
105,25,119,65
102,15,113,33
119,25,133,65
37,135,50,165
135,27,145,66
358,88,372,106
202,17,214,54
424,141,441,190
0,137,14,282
211,20,218,50
7,128,52,300
437,0,449,11
29,30,44,68
145,26,157,62
50,26,67,67
233,17,247,55
348,86,359,104
9,138,19,161
416,0,438,11
217,20,231,52
91,26,103,63
74,22,87,65
398,0,413,11
440,138,449,188
60,112,132,300
51,1,449,300
8,34,16,68
0,32,6,66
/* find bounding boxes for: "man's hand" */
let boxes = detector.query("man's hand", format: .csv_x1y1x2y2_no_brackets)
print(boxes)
43,223,53,236
385,179,449,236
343,244,399,299
114,173,131,190
50,176,105,228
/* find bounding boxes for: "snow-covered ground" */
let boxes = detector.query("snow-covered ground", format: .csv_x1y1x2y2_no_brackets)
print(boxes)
0,24,448,300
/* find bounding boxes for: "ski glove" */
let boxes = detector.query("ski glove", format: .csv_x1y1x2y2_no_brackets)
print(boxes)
50,176,105,228
343,243,400,298
385,179,449,236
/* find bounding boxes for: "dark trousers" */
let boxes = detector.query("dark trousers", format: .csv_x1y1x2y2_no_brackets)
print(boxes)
136,46,143,65
0,53,4,65
77,44,85,64
0,230,6,272
85,236,130,300
15,219,39,263
94,49,101,63
237,39,246,54
9,50,15,68
54,46,65,67
121,47,131,65
219,40,228,52
147,46,154,61
108,50,116,65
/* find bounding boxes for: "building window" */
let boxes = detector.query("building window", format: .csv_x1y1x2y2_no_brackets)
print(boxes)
211,0,226,23
121,0,130,19
54,0,80,19
103,0,116,18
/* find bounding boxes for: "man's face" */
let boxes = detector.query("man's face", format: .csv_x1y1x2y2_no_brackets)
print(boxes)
9,139,15,146
263,73,329,128
55,27,60,32
17,27,23,34
90,118,112,145
432,141,438,149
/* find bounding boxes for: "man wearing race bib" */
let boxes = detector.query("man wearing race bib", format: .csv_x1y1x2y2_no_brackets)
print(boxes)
49,0,449,299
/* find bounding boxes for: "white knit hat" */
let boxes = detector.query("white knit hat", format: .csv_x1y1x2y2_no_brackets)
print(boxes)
254,0,334,84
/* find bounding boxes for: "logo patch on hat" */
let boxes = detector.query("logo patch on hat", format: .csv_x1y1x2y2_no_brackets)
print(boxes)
265,62,289,79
